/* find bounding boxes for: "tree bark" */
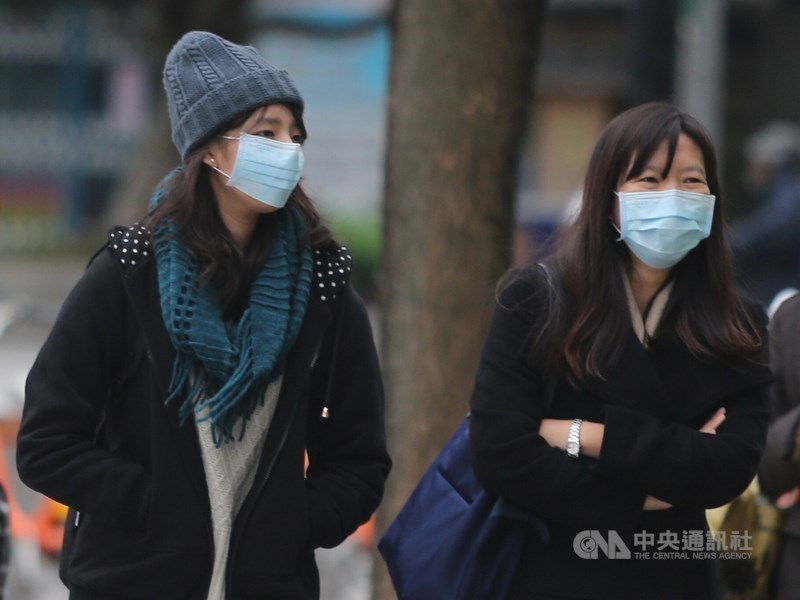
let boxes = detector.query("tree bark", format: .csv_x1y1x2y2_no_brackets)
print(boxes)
375,1,546,598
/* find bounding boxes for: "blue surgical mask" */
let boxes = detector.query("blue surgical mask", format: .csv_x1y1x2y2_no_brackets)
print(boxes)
212,133,304,209
614,189,716,269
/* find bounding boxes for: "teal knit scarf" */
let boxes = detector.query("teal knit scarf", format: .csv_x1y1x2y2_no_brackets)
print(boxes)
150,176,313,444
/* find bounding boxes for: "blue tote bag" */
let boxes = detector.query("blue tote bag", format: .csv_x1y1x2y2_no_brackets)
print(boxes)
378,415,550,600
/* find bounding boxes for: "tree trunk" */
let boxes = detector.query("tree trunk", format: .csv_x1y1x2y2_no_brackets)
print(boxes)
375,1,546,598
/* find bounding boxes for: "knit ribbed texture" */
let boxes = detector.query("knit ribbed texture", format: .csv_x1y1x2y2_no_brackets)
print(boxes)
150,175,312,444
163,31,304,160
196,377,281,600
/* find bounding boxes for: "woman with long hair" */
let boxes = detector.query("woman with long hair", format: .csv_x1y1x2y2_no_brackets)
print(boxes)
470,102,771,599
16,31,390,599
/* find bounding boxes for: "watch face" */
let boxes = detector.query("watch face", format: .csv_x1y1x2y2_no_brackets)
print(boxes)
567,441,579,455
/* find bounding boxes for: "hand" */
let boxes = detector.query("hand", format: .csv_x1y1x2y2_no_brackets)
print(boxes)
700,407,726,435
641,408,724,513
643,495,672,511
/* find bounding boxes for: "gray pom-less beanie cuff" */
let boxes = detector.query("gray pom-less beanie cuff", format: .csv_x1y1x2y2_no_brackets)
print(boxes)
163,31,304,161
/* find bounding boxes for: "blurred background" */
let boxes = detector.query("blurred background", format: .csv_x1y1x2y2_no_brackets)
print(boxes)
2,0,800,598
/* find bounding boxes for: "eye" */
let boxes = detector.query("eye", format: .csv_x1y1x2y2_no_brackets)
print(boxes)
291,134,306,144
255,130,275,138
684,176,707,185
637,176,658,183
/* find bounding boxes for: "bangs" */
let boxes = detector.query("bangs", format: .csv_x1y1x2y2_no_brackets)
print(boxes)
623,120,682,181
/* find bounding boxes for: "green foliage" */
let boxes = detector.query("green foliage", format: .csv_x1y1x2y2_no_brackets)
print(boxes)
327,215,381,301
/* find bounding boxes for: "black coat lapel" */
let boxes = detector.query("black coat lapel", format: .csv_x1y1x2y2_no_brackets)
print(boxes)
583,327,771,426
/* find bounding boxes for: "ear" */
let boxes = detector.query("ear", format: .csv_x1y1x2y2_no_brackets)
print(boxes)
201,151,216,168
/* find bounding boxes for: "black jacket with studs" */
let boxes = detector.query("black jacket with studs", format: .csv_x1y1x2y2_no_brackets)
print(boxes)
16,224,391,599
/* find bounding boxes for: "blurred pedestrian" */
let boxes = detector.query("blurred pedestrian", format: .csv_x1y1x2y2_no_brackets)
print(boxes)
469,102,772,599
15,30,390,600
758,291,800,600
731,121,800,307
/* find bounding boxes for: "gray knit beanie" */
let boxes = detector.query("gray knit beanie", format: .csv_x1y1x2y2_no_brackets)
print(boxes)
163,31,304,160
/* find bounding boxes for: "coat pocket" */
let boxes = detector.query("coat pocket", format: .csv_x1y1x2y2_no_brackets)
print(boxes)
66,512,209,598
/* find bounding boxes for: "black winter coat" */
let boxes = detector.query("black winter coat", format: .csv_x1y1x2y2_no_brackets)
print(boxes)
16,227,391,599
470,265,772,600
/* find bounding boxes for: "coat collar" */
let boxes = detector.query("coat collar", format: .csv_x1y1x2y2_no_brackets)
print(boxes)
581,325,771,424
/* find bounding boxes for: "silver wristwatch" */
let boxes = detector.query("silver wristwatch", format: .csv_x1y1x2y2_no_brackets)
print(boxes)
566,418,583,458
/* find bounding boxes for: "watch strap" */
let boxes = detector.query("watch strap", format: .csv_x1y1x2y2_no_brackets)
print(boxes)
566,418,582,458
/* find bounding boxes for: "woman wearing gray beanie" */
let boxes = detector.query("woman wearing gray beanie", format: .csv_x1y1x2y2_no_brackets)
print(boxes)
16,30,391,600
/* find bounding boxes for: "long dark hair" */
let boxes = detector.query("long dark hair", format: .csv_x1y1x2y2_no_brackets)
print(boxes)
522,102,764,383
144,104,336,318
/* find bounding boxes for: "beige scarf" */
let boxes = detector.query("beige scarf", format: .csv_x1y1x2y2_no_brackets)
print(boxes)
621,275,673,347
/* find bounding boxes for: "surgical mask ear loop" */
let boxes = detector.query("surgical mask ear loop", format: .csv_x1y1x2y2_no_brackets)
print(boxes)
608,191,624,240
209,163,232,180
609,216,622,241
207,143,235,180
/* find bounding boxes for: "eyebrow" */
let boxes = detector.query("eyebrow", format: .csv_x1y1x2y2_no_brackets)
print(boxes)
639,163,706,177
681,165,707,176
254,116,300,131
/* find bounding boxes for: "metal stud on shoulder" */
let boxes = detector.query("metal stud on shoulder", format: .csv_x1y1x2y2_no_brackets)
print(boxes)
109,223,151,269
314,245,352,302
